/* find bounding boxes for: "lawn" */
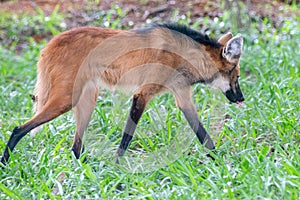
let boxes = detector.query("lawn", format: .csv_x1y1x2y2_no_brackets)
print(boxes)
0,1,299,199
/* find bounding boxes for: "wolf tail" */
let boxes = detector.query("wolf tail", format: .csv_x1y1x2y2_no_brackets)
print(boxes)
30,59,51,136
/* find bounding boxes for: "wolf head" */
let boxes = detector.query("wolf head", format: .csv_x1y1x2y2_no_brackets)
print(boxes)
209,33,245,104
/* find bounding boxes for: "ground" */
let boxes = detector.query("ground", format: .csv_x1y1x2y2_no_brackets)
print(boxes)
0,0,299,45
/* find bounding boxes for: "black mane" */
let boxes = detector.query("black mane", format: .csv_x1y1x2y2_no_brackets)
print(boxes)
153,24,221,48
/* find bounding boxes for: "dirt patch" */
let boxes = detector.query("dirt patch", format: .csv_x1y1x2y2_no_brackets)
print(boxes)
1,0,299,29
0,0,299,51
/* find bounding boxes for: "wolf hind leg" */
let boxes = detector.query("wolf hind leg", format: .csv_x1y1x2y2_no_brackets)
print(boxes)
72,84,99,159
1,95,73,164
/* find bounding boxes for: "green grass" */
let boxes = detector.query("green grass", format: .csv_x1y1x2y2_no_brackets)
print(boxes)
0,4,300,200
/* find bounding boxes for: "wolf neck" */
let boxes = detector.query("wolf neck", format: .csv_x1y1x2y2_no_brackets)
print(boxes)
149,27,221,86
190,72,219,85
175,45,220,86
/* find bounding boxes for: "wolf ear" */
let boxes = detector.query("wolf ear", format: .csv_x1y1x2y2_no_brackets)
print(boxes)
218,32,233,45
222,36,243,63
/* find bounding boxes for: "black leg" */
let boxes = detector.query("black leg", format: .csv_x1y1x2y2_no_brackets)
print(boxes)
181,107,216,161
181,107,215,150
174,87,215,151
1,126,30,164
71,137,82,159
1,99,72,165
116,94,146,159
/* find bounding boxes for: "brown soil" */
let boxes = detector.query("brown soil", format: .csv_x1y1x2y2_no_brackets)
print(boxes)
0,0,299,51
1,0,299,30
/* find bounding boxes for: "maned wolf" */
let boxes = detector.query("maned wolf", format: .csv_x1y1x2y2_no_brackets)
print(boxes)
1,24,244,165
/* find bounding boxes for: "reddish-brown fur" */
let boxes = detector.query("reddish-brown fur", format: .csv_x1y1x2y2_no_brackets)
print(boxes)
1,25,244,164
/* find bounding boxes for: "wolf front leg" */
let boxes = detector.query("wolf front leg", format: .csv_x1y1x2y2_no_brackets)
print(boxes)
174,87,215,150
116,93,146,159
116,84,163,162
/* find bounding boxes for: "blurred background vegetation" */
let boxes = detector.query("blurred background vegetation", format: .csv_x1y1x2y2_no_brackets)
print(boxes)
0,0,299,52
